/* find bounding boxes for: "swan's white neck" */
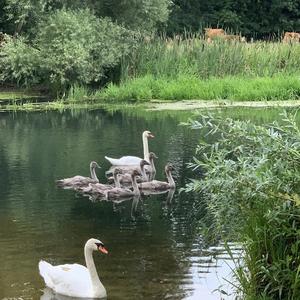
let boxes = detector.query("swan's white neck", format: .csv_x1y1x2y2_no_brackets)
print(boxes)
142,134,150,162
90,166,98,181
84,245,106,298
166,170,175,189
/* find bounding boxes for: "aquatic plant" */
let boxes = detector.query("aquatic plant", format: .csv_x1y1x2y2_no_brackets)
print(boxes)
183,110,300,299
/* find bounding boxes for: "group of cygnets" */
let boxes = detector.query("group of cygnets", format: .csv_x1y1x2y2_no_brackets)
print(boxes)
56,130,176,201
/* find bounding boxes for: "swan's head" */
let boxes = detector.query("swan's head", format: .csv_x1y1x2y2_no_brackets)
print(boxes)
131,169,141,178
165,163,174,173
86,238,108,254
140,159,150,168
143,130,155,139
114,168,122,175
90,161,101,169
149,152,158,160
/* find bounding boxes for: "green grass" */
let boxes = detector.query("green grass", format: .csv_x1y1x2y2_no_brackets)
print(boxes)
0,90,41,100
65,85,91,102
94,74,300,102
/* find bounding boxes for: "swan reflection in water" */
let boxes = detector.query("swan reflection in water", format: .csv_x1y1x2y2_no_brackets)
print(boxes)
40,287,106,300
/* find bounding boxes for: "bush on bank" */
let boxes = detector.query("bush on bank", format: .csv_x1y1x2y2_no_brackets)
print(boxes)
183,111,300,299
0,9,135,93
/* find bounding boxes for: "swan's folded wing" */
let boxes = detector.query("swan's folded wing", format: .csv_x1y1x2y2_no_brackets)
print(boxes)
105,155,142,166
40,262,93,298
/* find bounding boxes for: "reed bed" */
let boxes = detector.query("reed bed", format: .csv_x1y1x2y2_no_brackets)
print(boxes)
121,36,300,80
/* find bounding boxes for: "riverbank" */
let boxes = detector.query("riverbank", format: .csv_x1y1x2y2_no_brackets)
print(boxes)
1,97,300,112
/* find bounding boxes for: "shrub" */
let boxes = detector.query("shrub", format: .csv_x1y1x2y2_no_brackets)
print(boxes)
0,8,135,92
0,36,41,85
183,111,300,299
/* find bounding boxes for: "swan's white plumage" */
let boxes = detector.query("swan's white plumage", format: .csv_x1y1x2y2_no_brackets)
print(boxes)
105,130,154,166
39,260,94,298
105,155,142,166
39,238,107,298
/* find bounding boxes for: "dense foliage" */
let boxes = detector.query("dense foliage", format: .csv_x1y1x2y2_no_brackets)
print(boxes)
167,0,300,37
184,111,300,299
0,9,134,91
0,0,170,92
1,0,300,94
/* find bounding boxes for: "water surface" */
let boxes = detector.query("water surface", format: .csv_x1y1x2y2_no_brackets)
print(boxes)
0,108,288,299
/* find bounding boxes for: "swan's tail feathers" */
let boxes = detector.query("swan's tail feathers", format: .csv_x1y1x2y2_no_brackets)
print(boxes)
55,179,65,186
105,156,119,166
39,260,55,289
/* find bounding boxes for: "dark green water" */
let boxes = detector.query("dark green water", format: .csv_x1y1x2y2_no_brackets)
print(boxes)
0,108,291,299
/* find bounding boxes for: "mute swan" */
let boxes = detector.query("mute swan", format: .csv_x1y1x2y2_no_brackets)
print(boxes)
39,238,108,298
107,160,150,185
138,164,175,191
105,170,141,199
105,130,154,166
56,161,100,188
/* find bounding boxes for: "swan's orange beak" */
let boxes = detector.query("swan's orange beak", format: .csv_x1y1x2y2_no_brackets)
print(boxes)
99,246,108,254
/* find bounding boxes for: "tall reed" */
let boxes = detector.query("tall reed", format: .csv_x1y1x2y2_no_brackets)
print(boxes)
120,35,300,81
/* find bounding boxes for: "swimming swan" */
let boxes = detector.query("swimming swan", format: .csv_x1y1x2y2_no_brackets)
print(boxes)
138,164,175,191
105,131,154,166
145,152,158,181
105,170,141,199
56,161,100,188
107,160,150,185
39,238,108,298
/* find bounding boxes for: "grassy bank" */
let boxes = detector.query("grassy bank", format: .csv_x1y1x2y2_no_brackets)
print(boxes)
93,74,300,102
93,37,300,103
184,111,300,299
0,89,42,101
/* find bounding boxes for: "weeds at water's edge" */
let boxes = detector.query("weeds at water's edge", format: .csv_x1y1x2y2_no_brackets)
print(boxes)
183,111,300,299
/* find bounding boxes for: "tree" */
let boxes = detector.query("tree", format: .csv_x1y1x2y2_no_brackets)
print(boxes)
91,0,172,32
0,9,135,91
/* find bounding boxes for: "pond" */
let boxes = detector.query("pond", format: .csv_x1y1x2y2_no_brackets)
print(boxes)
0,107,289,299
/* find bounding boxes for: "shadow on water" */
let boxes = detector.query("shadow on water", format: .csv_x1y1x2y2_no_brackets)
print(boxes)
0,107,289,299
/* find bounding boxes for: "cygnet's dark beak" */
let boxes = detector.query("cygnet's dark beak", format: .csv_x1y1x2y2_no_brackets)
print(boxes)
149,133,155,138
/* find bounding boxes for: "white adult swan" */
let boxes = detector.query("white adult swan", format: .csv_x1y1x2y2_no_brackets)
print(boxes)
105,130,154,166
106,160,150,185
39,238,108,298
